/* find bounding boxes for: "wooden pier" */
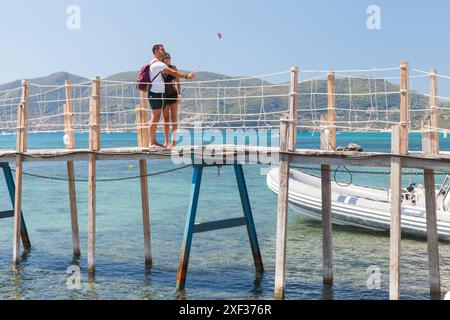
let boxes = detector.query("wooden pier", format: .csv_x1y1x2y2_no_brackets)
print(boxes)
0,61,449,299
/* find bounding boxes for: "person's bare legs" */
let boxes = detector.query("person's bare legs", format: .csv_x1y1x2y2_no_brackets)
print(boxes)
168,102,179,147
162,106,171,147
149,109,163,147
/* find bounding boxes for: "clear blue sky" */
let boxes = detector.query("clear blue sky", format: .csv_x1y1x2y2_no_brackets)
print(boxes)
1,0,449,85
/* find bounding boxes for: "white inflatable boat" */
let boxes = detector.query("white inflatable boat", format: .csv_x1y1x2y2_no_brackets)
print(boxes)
266,168,450,241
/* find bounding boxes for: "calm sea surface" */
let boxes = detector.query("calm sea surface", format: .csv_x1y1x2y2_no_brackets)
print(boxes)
0,131,449,300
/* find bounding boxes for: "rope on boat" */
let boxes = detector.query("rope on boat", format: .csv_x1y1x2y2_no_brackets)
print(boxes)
290,165,450,189
290,165,449,176
333,165,353,187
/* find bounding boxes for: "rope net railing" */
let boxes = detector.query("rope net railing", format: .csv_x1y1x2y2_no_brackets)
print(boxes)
0,66,449,143
297,68,401,132
99,71,292,132
0,86,22,135
411,68,450,135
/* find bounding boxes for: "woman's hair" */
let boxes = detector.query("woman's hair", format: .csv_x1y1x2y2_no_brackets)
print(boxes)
164,53,171,60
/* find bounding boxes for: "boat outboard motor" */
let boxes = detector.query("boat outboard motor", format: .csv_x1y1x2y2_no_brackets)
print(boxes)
406,183,416,193
403,183,417,204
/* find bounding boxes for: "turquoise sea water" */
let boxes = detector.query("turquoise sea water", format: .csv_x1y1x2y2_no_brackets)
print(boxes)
0,131,449,300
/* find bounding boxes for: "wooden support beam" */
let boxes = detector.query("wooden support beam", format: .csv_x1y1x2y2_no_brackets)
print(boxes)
389,125,403,300
288,67,299,151
0,210,14,219
176,166,203,291
321,164,333,285
138,91,150,147
2,163,30,249
139,159,151,266
422,124,441,297
320,116,333,285
320,73,337,285
90,77,101,151
193,217,247,234
137,91,152,266
389,63,410,299
234,164,264,275
429,70,440,155
88,76,100,274
423,169,441,296
388,63,410,298
320,115,330,151
327,72,336,150
13,80,28,266
400,61,410,155
64,81,76,150
64,80,80,258
12,156,23,266
274,118,292,299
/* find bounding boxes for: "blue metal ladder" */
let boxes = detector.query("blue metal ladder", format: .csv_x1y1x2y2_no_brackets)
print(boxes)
0,163,31,249
176,163,263,290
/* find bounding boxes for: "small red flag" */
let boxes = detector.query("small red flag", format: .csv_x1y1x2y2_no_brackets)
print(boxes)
217,32,222,40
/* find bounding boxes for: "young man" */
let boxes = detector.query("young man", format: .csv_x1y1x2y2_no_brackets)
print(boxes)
148,44,195,147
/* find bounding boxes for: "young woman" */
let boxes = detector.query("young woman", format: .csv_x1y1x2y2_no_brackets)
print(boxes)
162,53,181,147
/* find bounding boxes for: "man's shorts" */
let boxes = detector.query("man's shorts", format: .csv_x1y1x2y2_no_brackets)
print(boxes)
148,91,165,110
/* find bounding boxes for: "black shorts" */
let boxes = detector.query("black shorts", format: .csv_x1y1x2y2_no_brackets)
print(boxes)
148,91,165,110
164,94,179,106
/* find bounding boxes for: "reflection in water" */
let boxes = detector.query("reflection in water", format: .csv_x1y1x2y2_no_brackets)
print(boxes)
21,248,31,262
250,274,264,298
9,249,34,300
87,270,96,284
144,265,152,286
70,256,80,267
140,266,154,300
177,289,187,301
430,291,442,301
321,284,334,300
86,277,98,300
9,269,23,300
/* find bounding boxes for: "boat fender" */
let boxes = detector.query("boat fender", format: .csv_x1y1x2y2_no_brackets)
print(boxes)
444,190,450,211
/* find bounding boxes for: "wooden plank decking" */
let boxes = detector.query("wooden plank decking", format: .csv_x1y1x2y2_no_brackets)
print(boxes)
0,146,449,170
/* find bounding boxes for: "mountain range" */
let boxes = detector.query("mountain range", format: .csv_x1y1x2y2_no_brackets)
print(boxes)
0,71,449,131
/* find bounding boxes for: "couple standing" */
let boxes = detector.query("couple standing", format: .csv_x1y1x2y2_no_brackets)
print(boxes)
147,44,196,148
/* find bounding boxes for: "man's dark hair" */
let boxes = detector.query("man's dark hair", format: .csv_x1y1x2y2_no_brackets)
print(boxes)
152,44,164,54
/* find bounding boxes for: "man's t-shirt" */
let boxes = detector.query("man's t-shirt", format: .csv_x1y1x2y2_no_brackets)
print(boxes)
149,59,167,93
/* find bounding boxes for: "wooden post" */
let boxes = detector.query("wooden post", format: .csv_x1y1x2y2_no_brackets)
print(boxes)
274,118,292,299
136,91,152,266
389,125,402,300
429,70,440,155
327,72,336,150
13,80,28,266
422,122,441,296
136,91,150,148
400,61,409,155
423,166,441,297
288,67,299,151
388,62,410,298
88,76,100,274
320,115,333,285
64,81,80,258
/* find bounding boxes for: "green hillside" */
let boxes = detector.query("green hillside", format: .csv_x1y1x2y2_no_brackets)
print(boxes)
0,71,449,131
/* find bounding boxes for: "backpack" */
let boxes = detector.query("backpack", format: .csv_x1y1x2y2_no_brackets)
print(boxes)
136,60,162,91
